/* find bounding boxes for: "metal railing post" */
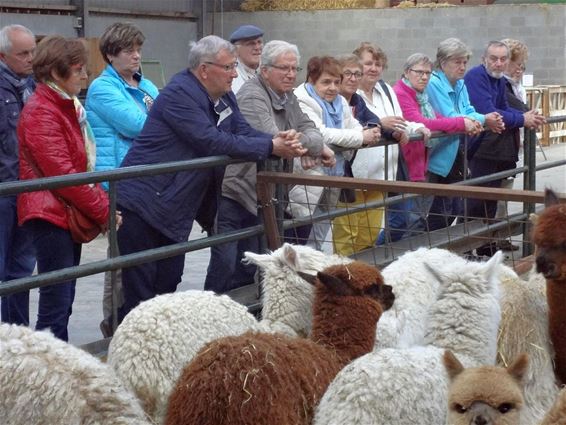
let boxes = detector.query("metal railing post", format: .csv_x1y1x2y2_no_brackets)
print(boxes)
108,181,119,333
522,127,536,256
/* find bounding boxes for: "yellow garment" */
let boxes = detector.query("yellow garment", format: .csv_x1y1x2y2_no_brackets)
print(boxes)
333,190,384,256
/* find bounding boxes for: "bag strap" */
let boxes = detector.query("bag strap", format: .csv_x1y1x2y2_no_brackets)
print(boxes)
378,80,394,109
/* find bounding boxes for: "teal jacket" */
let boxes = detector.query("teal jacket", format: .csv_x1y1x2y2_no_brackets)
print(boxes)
426,70,484,177
86,65,159,188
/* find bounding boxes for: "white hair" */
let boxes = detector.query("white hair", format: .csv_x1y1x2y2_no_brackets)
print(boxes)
187,35,236,70
0,24,34,54
261,40,300,67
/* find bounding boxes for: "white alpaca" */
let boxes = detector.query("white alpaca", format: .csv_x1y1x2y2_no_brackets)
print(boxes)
497,268,559,425
314,252,503,425
0,323,149,425
108,244,350,424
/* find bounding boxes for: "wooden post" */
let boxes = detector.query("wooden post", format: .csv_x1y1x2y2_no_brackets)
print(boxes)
256,178,281,251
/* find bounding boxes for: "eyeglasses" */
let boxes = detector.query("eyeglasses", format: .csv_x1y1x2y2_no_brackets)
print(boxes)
269,64,302,74
409,69,432,78
204,61,239,72
343,71,363,80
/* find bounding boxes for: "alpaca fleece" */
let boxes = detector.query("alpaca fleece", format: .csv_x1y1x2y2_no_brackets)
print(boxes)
541,388,566,425
314,253,502,425
165,261,390,425
0,324,149,425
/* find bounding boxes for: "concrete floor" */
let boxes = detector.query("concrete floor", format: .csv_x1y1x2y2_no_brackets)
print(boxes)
28,142,566,347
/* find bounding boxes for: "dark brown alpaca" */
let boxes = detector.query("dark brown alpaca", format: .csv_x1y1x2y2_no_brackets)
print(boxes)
164,261,394,425
534,189,566,385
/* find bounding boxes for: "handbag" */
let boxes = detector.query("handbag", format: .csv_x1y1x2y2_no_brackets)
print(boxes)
338,154,357,204
22,147,101,243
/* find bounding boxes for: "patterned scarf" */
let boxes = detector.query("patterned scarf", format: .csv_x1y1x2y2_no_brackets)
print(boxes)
0,60,34,104
46,81,96,172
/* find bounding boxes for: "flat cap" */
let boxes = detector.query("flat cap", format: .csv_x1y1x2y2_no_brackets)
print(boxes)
229,25,264,43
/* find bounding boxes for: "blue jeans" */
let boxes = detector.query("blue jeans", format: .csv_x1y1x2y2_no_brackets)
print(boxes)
26,219,80,341
204,197,260,293
0,195,36,326
117,207,185,323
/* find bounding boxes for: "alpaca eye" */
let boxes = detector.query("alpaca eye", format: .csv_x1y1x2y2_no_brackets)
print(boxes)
498,403,514,414
453,403,467,414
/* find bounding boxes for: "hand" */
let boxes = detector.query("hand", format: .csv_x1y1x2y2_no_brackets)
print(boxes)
416,127,431,144
380,116,408,132
319,144,336,168
484,112,505,133
464,118,483,135
272,133,307,159
393,130,409,146
300,155,317,170
523,110,546,129
362,127,381,146
115,211,123,231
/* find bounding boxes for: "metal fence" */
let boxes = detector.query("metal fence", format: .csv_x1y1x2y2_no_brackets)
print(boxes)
1,116,565,353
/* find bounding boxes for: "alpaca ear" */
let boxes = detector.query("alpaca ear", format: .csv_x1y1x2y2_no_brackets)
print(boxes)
544,188,560,207
282,243,300,271
424,262,445,285
529,213,539,226
242,251,274,267
316,271,353,296
507,353,529,384
483,250,503,282
443,350,464,381
297,271,318,286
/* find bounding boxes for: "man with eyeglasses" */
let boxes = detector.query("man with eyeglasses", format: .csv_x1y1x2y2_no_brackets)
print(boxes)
115,35,306,320
0,25,37,326
205,40,335,294
464,40,545,257
229,24,264,94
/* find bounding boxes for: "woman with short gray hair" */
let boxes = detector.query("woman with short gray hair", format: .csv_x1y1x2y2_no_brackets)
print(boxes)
425,38,504,231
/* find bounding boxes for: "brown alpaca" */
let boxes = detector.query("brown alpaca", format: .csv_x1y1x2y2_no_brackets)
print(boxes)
541,388,566,425
534,189,566,386
443,350,529,425
164,261,394,425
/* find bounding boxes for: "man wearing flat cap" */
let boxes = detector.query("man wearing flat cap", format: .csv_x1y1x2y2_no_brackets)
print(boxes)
229,24,263,93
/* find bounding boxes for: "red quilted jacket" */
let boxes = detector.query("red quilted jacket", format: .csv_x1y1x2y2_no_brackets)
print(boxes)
17,83,109,230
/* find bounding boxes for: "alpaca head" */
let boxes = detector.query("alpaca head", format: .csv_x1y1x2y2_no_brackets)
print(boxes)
444,350,528,425
534,189,566,280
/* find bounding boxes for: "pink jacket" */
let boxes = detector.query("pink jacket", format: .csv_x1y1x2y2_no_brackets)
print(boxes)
393,79,465,181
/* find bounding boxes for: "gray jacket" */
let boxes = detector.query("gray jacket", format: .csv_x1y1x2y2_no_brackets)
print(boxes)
222,75,324,215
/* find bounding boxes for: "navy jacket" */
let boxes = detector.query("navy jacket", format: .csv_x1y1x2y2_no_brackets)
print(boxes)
0,66,35,183
117,70,273,241
349,93,393,139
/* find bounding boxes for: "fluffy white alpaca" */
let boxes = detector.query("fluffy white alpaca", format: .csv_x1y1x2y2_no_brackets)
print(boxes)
0,323,149,425
108,290,259,424
108,244,350,424
497,268,559,425
313,252,503,425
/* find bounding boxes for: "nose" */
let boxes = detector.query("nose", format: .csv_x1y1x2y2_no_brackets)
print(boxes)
474,416,488,425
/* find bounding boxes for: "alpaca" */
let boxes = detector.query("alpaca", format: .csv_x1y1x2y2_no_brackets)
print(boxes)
534,188,566,386
108,244,349,424
164,261,394,425
313,252,503,425
444,350,529,425
497,267,558,425
0,323,150,425
541,388,566,425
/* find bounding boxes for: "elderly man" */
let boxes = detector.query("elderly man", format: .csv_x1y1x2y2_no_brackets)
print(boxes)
464,40,545,256
0,24,36,326
204,40,335,294
116,35,305,320
229,24,263,93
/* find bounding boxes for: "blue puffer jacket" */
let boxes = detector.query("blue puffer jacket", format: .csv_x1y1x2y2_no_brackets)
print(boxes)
86,65,159,188
426,70,485,177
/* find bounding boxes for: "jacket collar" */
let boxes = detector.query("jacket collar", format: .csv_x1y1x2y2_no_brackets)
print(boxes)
257,75,288,111
34,83,76,109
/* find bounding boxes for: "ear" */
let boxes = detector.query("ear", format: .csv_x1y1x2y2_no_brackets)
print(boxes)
316,271,353,296
545,188,560,208
483,250,503,282
507,353,529,384
297,271,318,286
529,213,539,226
282,243,300,271
242,251,274,267
424,262,446,285
443,350,465,381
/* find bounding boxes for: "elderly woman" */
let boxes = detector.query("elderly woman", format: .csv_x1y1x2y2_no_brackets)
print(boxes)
391,53,482,238
86,22,158,336
17,36,112,341
294,56,380,253
425,38,504,231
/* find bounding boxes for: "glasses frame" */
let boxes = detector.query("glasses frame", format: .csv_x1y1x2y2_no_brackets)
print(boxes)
343,70,363,80
409,68,432,78
204,61,239,72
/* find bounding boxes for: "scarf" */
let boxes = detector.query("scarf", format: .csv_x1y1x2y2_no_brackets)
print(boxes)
0,60,34,104
403,77,438,148
46,81,96,173
305,83,343,129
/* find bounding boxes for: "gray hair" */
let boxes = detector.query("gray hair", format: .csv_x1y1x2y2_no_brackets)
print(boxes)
403,53,433,73
336,54,362,70
0,24,34,54
187,35,236,70
261,40,300,67
435,38,472,69
483,40,509,58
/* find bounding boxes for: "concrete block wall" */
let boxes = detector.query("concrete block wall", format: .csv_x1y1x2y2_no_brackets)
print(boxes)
211,4,566,86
